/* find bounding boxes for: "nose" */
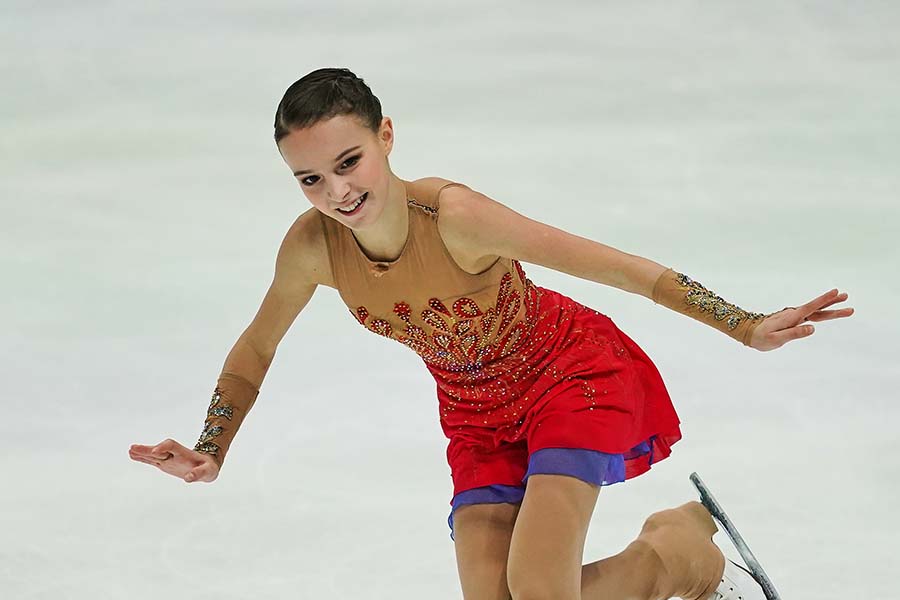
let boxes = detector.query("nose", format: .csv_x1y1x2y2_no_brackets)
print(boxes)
327,177,352,203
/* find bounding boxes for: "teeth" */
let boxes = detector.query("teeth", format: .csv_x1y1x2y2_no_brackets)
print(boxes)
338,193,366,213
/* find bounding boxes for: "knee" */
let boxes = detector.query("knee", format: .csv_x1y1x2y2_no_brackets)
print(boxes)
643,507,677,531
506,562,541,600
507,561,575,600
635,505,725,600
506,577,562,600
453,504,519,600
676,500,717,531
641,501,716,538
638,502,719,555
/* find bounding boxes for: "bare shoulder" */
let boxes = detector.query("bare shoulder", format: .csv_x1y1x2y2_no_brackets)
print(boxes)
408,176,460,195
408,175,477,214
413,176,501,274
278,207,336,289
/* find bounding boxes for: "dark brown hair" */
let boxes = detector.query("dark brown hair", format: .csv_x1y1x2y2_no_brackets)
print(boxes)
273,67,383,144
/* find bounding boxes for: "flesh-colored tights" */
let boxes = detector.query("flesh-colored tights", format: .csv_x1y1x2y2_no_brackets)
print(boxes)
581,501,726,600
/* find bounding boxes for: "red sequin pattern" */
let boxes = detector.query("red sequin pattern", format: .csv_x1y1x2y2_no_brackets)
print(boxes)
348,260,539,376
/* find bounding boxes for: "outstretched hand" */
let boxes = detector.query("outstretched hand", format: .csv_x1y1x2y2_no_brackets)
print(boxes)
749,288,854,352
129,439,219,483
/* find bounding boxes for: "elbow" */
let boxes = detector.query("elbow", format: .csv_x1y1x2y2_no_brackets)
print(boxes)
242,334,277,370
620,256,669,299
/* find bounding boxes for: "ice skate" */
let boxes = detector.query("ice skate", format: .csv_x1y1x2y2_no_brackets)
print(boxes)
713,558,768,600
690,472,782,600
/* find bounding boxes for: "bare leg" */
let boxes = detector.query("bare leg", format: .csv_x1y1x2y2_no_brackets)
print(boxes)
453,502,521,600
507,474,601,600
453,489,723,600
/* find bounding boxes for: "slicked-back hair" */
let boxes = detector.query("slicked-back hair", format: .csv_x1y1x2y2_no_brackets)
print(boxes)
274,67,383,144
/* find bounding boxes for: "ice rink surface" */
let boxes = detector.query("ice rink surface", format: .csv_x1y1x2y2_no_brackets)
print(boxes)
2,1,897,598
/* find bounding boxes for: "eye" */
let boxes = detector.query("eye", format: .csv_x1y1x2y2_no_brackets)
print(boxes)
341,155,361,168
298,155,361,187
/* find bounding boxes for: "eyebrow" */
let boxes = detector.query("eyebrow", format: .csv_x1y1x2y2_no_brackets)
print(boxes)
292,146,362,176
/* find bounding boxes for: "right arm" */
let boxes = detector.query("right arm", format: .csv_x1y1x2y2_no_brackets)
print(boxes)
195,209,322,463
226,209,323,389
129,209,326,480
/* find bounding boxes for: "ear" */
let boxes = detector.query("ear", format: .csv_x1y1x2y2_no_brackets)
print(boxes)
378,116,394,155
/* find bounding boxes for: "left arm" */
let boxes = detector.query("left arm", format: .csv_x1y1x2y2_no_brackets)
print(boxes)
438,185,666,298
438,184,854,351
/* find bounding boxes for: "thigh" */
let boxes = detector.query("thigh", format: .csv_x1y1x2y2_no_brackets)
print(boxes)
507,474,600,600
453,502,521,600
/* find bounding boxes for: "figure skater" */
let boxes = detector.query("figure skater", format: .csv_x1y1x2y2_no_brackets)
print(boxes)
130,68,853,600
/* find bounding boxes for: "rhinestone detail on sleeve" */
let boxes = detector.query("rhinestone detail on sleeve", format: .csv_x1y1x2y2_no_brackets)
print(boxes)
193,387,233,456
674,271,767,330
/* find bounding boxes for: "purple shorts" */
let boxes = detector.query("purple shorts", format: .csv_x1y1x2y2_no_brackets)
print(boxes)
447,440,657,541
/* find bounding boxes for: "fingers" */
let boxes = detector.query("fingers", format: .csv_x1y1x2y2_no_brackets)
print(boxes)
802,289,847,314
818,291,849,310
770,323,815,348
150,439,179,460
130,441,219,483
791,290,852,327
130,439,180,461
131,454,162,467
129,444,155,455
805,307,855,323
129,445,160,463
129,443,175,467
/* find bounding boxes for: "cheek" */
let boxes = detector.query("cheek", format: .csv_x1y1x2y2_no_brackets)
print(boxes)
303,190,328,212
359,157,384,182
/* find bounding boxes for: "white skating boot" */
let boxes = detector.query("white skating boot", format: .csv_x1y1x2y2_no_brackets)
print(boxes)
713,558,766,600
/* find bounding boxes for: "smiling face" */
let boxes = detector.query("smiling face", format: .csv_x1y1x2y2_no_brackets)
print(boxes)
277,113,395,230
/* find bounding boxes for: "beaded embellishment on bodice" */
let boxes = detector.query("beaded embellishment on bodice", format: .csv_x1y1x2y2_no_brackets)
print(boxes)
352,259,538,375
319,179,541,380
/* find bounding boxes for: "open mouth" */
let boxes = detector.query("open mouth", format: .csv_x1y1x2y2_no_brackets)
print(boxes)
336,192,367,215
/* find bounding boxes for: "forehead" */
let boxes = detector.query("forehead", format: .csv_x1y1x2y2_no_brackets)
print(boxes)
278,114,371,170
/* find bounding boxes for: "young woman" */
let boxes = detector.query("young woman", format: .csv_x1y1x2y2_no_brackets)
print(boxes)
130,68,853,600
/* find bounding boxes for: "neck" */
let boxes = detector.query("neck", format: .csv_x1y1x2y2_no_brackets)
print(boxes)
351,174,409,262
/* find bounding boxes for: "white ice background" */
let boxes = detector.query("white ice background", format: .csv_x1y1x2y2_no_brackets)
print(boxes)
1,1,898,598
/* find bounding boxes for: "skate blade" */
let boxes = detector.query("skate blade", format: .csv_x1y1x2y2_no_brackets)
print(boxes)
690,472,782,600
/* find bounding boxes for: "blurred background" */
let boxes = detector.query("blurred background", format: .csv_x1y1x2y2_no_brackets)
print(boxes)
2,1,897,598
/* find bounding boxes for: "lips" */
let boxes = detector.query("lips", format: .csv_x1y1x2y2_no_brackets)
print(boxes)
336,192,367,215
336,194,366,208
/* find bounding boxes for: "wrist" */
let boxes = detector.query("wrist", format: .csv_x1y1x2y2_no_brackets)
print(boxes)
193,373,260,468
652,268,769,346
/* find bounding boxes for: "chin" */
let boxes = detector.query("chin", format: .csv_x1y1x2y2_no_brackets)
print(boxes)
354,200,385,228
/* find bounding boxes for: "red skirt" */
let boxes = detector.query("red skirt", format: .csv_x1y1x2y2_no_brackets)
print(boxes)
428,286,683,499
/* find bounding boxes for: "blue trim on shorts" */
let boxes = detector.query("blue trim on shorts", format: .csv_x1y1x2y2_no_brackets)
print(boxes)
447,439,657,541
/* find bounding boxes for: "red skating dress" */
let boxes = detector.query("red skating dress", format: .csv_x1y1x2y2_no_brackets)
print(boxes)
319,178,682,540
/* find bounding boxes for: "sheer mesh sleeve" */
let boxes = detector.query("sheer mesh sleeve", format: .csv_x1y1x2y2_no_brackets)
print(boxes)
193,372,259,469
651,268,773,346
